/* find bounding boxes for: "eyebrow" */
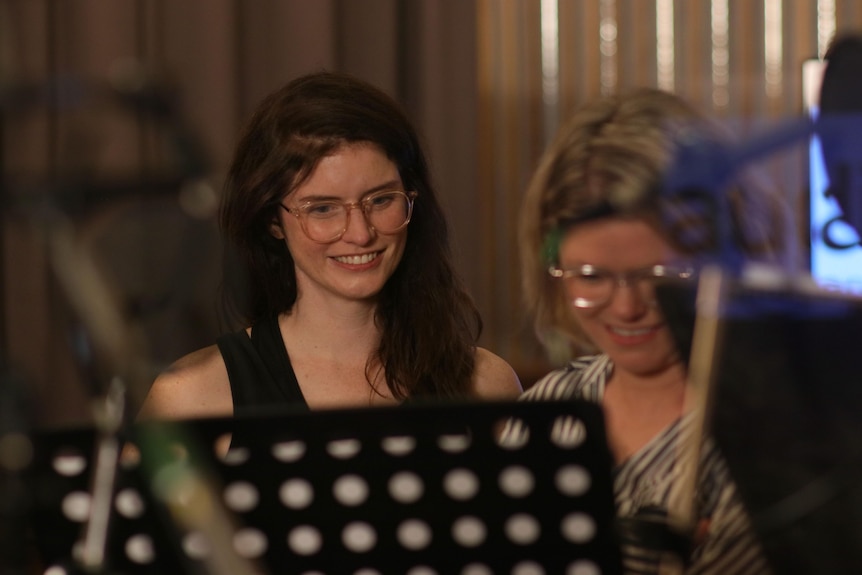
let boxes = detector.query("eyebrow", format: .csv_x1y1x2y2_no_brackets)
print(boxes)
293,179,403,204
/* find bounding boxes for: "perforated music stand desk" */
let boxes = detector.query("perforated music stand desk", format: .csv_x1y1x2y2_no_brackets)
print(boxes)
659,281,862,574
29,399,623,575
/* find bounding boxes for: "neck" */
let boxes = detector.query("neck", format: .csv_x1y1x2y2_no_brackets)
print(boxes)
605,361,687,410
602,360,689,464
282,293,382,358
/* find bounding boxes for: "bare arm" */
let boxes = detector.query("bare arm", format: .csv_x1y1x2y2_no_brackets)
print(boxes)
137,344,234,420
471,347,523,400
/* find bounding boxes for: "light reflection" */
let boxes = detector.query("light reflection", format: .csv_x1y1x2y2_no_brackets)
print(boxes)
817,0,836,58
656,0,675,91
764,0,783,99
599,0,617,95
711,0,729,109
540,0,559,144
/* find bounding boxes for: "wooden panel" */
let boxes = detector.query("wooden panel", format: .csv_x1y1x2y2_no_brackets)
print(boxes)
2,0,89,427
338,0,398,95
237,0,337,121
476,0,500,348
677,0,713,109
403,0,484,344
159,0,238,171
618,0,657,90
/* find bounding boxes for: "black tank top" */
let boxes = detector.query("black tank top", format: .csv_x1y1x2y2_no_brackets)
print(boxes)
216,314,310,416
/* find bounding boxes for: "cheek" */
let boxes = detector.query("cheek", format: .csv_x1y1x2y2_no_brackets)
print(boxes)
572,309,600,328
389,230,409,259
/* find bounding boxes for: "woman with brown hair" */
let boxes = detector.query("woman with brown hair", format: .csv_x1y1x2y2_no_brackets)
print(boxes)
140,71,521,419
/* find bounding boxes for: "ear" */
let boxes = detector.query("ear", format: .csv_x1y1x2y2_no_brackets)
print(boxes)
270,215,286,240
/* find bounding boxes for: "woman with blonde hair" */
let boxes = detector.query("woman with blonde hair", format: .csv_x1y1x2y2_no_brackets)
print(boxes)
516,88,780,574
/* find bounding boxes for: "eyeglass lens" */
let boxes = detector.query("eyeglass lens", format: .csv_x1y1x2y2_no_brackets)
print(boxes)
564,267,686,308
298,191,413,242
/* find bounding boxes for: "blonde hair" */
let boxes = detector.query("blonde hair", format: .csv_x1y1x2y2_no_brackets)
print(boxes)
520,88,784,359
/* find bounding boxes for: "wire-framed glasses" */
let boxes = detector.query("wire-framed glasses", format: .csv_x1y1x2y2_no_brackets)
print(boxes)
281,190,418,243
548,263,696,308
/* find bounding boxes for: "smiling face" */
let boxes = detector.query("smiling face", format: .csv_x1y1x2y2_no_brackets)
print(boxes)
557,217,682,378
271,142,408,306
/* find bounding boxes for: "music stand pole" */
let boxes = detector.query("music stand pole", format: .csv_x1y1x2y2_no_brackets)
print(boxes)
78,377,125,571
663,265,729,574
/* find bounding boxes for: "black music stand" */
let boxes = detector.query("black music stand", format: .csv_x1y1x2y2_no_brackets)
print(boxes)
658,280,862,574
28,400,623,575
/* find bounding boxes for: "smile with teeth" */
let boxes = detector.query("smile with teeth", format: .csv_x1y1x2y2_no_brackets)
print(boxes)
609,325,657,337
334,251,381,265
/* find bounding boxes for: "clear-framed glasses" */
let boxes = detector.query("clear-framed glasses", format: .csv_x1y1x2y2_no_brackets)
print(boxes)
281,190,418,243
548,263,696,309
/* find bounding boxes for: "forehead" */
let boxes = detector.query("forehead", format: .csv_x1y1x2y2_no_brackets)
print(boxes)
558,217,677,267
292,142,401,198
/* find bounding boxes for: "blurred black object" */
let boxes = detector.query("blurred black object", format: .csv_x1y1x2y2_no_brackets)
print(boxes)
657,280,862,574
28,400,622,575
818,34,862,239
0,362,35,575
1,68,209,215
657,33,862,270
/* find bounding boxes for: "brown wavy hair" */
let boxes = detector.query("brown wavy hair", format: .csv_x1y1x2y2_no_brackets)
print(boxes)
219,71,481,400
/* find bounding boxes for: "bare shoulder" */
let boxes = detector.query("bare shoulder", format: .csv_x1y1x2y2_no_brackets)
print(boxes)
137,344,233,420
471,347,523,400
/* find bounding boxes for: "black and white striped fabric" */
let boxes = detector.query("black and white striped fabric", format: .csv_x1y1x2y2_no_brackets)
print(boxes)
518,354,771,575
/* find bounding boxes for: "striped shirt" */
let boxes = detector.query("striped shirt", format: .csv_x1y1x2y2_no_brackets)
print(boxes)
518,354,771,575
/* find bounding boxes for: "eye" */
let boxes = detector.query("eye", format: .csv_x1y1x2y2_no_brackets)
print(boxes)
303,202,341,217
653,265,696,280
576,267,607,282
365,192,398,209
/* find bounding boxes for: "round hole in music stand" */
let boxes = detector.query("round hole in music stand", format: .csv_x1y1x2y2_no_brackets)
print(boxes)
272,439,306,462
332,474,370,507
115,487,145,518
125,533,155,564
443,468,479,501
460,563,493,575
233,527,267,558
279,478,314,509
561,512,596,544
381,435,416,456
567,559,601,575
505,513,541,545
182,530,210,560
555,464,591,497
61,491,91,522
498,465,535,498
388,470,424,504
451,516,486,548
327,438,361,459
341,521,377,553
512,561,545,575
53,450,87,477
396,518,433,550
287,525,322,556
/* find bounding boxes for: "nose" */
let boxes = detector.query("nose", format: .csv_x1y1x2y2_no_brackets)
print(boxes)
607,279,650,320
340,204,375,244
